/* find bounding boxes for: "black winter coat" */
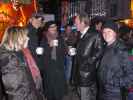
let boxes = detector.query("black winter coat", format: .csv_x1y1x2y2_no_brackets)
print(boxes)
0,47,43,100
97,40,133,100
40,37,67,100
72,28,104,87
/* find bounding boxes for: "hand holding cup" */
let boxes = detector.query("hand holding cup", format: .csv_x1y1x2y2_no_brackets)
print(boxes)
36,47,44,55
51,39,58,47
68,46,76,56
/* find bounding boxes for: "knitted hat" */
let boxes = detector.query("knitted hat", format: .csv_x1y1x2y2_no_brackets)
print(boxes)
103,20,118,33
31,12,45,21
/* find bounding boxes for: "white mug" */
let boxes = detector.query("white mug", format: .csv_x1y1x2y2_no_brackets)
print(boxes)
68,46,76,56
52,39,58,47
36,47,44,55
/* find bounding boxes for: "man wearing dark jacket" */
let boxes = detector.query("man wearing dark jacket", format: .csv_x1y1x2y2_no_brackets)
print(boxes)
26,12,45,69
72,12,104,100
97,20,133,100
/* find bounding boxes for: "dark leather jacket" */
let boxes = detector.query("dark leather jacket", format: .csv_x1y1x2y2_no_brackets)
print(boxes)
0,47,43,100
73,28,104,87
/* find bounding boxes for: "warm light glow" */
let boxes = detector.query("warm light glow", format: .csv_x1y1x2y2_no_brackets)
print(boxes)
131,0,133,17
131,0,133,11
0,1,37,42
18,22,24,27
0,4,10,14
19,6,26,25
124,19,129,24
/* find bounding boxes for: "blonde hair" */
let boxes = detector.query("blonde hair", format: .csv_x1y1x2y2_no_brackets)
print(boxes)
1,26,29,51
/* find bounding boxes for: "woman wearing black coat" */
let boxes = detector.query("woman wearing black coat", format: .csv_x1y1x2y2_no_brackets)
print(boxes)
40,21,67,100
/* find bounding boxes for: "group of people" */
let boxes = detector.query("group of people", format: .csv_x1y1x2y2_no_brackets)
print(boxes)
72,12,133,100
0,11,133,100
0,12,68,100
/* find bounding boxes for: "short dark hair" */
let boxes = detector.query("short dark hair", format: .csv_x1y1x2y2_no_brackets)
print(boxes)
44,21,57,31
64,24,72,29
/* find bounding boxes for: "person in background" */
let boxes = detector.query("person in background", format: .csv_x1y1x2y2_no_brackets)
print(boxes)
63,24,78,47
63,24,78,86
40,21,67,100
72,12,104,100
90,16,105,33
0,26,44,100
119,25,133,50
97,20,133,100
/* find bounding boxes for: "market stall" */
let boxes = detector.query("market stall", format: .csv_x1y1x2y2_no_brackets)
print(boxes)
0,0,37,41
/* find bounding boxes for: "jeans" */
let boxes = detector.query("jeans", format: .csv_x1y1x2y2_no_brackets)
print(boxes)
128,92,133,100
64,55,72,82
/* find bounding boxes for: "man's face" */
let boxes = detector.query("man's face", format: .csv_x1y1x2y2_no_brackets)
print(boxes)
102,28,117,45
30,17,44,29
74,16,85,32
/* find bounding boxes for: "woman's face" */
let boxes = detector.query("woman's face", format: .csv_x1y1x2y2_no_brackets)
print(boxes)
102,28,117,45
23,36,29,48
18,35,29,48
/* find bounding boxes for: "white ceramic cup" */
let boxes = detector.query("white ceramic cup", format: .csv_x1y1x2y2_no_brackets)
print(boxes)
68,46,76,56
36,47,44,55
52,39,58,47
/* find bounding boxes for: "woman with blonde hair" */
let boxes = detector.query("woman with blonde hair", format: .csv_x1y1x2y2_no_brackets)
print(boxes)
1,26,29,51
0,26,44,100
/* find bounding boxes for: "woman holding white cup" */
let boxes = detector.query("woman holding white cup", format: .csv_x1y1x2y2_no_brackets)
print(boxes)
40,21,67,100
50,39,59,47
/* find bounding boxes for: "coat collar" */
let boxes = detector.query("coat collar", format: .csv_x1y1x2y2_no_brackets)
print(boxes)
80,26,90,39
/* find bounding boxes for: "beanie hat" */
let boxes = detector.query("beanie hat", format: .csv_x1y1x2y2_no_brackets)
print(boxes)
31,12,45,21
103,20,118,33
